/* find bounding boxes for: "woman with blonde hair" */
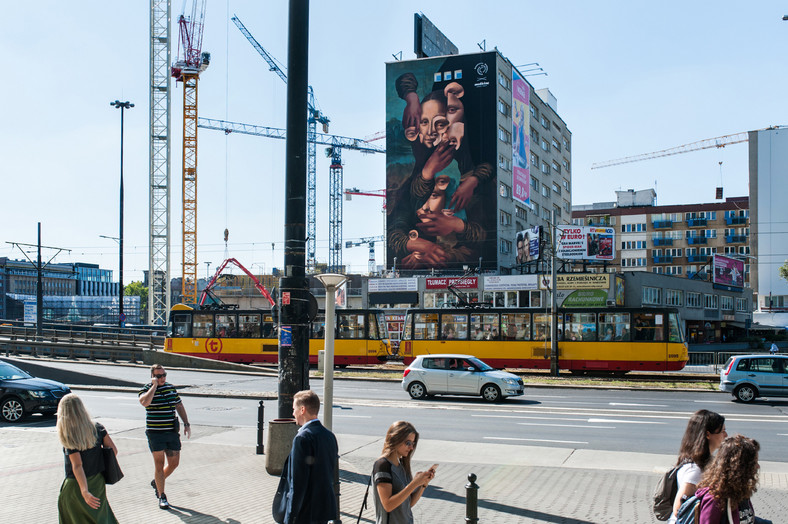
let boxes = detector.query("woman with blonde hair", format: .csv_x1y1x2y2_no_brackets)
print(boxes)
56,393,118,524
372,421,435,524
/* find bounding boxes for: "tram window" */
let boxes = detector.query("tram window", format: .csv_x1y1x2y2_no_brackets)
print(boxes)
261,315,276,338
192,313,214,338
668,313,682,343
172,314,191,337
501,313,530,340
599,313,629,341
337,314,364,339
368,314,381,340
414,313,439,340
238,314,261,338
440,314,468,340
530,291,542,308
533,313,551,341
471,313,499,340
402,314,413,340
311,322,326,339
565,313,597,341
633,313,659,341
216,314,238,338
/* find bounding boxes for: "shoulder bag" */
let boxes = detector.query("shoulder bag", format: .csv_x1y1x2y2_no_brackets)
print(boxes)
101,447,124,485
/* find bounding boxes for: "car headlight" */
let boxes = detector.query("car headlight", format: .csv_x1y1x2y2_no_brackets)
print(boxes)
28,390,47,398
502,378,518,385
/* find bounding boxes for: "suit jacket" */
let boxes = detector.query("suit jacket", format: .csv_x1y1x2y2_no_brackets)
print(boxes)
282,419,339,524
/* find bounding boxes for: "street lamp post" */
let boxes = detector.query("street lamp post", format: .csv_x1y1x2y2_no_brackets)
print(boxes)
110,100,134,327
315,272,348,524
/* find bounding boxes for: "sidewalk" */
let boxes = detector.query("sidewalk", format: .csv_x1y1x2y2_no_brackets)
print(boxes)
2,420,788,523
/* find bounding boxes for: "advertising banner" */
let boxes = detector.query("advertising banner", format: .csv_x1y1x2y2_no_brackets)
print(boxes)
557,289,609,308
386,52,498,271
516,226,541,264
511,68,530,205
540,274,611,290
483,274,539,291
425,276,478,289
556,226,615,261
368,278,419,292
713,254,744,288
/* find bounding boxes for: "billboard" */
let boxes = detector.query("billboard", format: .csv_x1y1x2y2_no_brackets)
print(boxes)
511,68,530,205
556,226,615,261
515,226,541,264
713,254,744,288
386,52,498,271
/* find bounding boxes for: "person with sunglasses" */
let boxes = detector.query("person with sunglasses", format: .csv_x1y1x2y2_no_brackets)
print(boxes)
372,421,435,524
138,364,191,510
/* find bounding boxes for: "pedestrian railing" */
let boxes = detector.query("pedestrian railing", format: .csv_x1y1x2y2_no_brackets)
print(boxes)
687,351,766,373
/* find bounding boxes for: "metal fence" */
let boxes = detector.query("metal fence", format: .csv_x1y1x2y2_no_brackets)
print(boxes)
686,351,763,373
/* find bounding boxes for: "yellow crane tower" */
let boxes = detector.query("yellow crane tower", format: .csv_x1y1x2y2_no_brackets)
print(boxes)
171,0,209,304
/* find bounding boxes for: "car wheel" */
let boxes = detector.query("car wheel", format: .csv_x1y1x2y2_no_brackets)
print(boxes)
481,384,502,403
734,384,757,403
408,382,428,400
1,397,26,423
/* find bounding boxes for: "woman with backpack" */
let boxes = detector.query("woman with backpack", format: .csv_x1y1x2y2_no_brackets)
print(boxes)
694,434,768,523
668,410,727,523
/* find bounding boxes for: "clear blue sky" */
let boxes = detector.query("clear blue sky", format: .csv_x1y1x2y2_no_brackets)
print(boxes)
2,1,786,281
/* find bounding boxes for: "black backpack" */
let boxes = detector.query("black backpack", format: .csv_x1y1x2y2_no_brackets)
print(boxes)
653,464,681,520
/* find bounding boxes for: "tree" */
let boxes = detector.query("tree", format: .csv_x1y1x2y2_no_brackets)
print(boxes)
780,260,788,283
124,281,148,321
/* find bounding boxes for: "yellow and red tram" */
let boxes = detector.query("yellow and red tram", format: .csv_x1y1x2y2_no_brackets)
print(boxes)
398,307,688,373
164,304,390,365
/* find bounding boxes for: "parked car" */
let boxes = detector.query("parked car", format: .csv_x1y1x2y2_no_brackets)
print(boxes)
402,354,524,402
719,354,788,403
0,361,71,422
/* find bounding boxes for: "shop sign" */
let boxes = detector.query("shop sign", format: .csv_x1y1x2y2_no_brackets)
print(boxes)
425,276,478,289
542,274,610,290
483,274,538,291
368,278,419,292
557,289,609,308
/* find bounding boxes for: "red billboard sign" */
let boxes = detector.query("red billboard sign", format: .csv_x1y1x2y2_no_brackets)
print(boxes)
425,276,478,289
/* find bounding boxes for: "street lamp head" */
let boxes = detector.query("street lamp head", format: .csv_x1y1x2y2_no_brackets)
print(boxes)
110,100,134,109
315,273,348,290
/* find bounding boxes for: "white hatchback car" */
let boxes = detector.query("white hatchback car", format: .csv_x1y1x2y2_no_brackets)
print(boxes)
402,354,524,402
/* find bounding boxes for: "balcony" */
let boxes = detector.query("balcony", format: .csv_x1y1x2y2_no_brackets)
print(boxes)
652,220,673,229
687,236,707,245
725,216,747,226
652,256,674,264
725,235,747,244
652,237,673,246
687,218,708,228
687,254,709,263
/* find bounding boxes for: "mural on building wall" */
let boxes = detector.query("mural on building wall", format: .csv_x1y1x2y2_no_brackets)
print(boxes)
386,52,497,271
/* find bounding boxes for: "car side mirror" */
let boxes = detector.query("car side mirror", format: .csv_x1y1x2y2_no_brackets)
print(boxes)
466,366,476,372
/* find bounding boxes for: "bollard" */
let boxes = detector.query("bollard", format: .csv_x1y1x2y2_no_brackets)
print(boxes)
256,400,265,455
465,473,479,524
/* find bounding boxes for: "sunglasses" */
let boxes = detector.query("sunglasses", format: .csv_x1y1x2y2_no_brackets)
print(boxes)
404,440,415,448
154,373,167,378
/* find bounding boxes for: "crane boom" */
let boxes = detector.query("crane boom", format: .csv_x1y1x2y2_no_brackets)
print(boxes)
231,15,287,84
199,258,275,307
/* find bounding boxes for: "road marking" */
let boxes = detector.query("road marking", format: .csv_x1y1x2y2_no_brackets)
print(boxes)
588,418,665,425
609,402,667,407
334,415,372,419
473,414,590,422
516,422,615,429
484,436,588,444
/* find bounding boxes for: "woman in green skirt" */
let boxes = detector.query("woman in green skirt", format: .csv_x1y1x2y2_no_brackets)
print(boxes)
57,393,119,524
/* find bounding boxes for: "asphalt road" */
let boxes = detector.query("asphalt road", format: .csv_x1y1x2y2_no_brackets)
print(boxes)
4,359,788,462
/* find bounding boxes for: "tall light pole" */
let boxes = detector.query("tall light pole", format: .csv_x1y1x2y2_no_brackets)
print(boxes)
111,100,134,327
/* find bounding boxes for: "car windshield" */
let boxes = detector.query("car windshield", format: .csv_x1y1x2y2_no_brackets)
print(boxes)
467,357,494,371
0,363,32,380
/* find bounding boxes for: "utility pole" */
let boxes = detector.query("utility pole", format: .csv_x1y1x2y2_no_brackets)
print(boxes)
111,100,134,327
278,0,310,418
550,210,559,376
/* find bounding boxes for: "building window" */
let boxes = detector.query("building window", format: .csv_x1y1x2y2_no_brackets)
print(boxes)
551,137,560,152
530,127,539,143
643,286,662,305
500,239,512,254
530,105,538,119
515,207,527,220
499,183,512,198
666,289,683,306
552,160,561,174
721,295,734,311
540,115,550,129
498,127,511,144
686,292,702,308
563,136,570,152
498,154,511,171
553,204,561,218
531,176,539,190
541,185,548,197
531,152,539,168
500,210,512,226
541,138,549,151
497,71,511,90
564,200,571,213
541,161,550,174
736,297,748,312
552,182,561,194
704,294,719,310
498,99,511,117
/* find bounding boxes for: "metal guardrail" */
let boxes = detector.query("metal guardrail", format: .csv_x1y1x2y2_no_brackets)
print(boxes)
687,351,765,373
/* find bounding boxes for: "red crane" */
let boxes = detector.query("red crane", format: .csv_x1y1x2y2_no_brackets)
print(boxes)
199,258,275,308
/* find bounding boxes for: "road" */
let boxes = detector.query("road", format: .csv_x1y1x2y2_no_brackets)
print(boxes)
4,359,788,462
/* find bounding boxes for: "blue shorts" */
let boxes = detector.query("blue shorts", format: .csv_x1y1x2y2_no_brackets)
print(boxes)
146,430,182,452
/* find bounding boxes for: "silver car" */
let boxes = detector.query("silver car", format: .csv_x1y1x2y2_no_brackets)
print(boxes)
402,354,524,402
719,354,788,403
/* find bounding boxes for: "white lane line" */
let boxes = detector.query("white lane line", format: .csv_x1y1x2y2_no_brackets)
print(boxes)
589,418,665,425
473,414,590,421
484,436,588,444
609,402,667,407
334,415,372,419
516,422,615,429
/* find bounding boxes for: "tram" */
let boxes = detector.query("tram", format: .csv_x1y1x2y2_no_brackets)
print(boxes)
398,306,688,373
164,304,391,365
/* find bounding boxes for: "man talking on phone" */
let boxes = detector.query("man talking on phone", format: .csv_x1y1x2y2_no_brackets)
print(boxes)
139,364,191,510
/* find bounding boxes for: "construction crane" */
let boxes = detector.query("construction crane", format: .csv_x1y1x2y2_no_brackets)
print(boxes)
345,236,385,275
590,129,783,170
344,188,387,270
199,257,275,307
232,14,330,272
148,0,171,325
171,0,210,305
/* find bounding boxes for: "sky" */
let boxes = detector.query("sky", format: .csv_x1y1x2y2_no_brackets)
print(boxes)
2,1,787,282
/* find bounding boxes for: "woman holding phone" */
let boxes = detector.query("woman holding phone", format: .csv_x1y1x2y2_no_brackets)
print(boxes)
372,421,435,523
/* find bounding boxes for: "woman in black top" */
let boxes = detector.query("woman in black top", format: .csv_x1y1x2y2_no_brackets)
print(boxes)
56,393,119,524
372,421,435,524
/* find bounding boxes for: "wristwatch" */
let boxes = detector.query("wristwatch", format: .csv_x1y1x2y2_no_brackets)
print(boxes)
183,423,190,427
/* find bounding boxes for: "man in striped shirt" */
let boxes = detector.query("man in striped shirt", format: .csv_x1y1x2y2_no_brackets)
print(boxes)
139,364,191,510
